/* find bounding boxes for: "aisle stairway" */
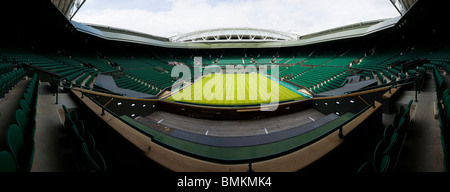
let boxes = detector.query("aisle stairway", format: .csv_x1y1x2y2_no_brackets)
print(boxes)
395,71,444,172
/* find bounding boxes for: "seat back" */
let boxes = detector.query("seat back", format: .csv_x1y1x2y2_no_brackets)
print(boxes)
373,140,387,171
0,151,17,172
92,150,107,172
383,132,399,157
379,155,391,172
6,124,24,164
19,99,30,115
15,109,28,132
383,124,395,144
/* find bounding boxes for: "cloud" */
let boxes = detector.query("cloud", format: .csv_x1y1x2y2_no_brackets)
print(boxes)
73,0,400,37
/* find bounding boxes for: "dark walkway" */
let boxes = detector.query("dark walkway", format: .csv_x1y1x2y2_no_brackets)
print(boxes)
31,83,78,172
395,71,444,172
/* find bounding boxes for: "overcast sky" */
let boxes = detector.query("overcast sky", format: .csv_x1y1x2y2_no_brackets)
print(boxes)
72,0,400,38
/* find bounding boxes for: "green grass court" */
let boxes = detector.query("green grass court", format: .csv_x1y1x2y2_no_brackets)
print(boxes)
166,73,305,106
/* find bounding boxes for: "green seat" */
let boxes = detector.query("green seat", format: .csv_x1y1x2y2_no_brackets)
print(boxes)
78,142,106,172
71,123,85,146
5,124,24,165
15,109,28,133
0,151,17,172
25,87,33,97
62,105,69,116
397,105,405,118
392,113,400,128
357,161,375,172
23,92,32,106
76,120,86,137
379,155,391,172
383,124,395,145
92,149,107,172
19,100,36,142
404,100,413,116
396,116,407,136
71,111,78,122
64,112,73,131
446,107,450,123
0,78,4,96
383,132,399,158
84,132,96,157
373,140,387,171
19,99,30,116
443,89,450,100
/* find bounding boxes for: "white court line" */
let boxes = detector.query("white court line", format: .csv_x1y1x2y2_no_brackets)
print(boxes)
157,119,164,124
308,117,315,121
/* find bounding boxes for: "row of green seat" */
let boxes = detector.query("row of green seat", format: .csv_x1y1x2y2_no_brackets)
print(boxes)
280,65,310,79
375,64,417,85
115,75,161,95
0,63,14,75
358,71,374,80
436,88,450,171
289,66,348,92
358,100,413,172
434,69,445,94
62,105,107,172
0,46,101,89
376,71,388,84
382,69,398,81
0,67,26,99
311,72,349,94
74,71,97,88
71,52,117,73
429,53,450,171
422,46,450,67
125,69,173,91
83,72,98,90
0,73,39,172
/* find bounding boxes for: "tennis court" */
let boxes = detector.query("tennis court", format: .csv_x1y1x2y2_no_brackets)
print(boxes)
166,73,305,106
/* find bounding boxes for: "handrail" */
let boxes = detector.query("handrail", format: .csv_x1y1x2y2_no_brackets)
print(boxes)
51,72,379,165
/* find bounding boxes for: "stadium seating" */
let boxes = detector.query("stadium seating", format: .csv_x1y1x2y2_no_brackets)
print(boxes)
5,123,34,172
0,67,26,99
358,100,413,172
433,68,445,94
280,65,310,79
286,66,348,93
62,105,107,172
436,87,450,171
0,63,14,74
0,72,40,172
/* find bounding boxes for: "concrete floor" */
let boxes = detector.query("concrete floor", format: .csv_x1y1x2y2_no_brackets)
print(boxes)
394,71,444,172
30,84,78,172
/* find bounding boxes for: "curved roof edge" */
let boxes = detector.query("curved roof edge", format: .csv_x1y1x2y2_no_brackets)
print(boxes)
72,17,399,49
169,27,299,43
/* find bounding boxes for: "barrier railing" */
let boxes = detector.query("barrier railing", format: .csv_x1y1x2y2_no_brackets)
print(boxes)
72,90,378,164
51,78,379,171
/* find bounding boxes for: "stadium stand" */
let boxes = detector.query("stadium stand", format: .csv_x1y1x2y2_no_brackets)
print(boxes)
1,0,449,173
1,73,39,172
358,100,413,172
62,105,107,172
1,67,26,99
